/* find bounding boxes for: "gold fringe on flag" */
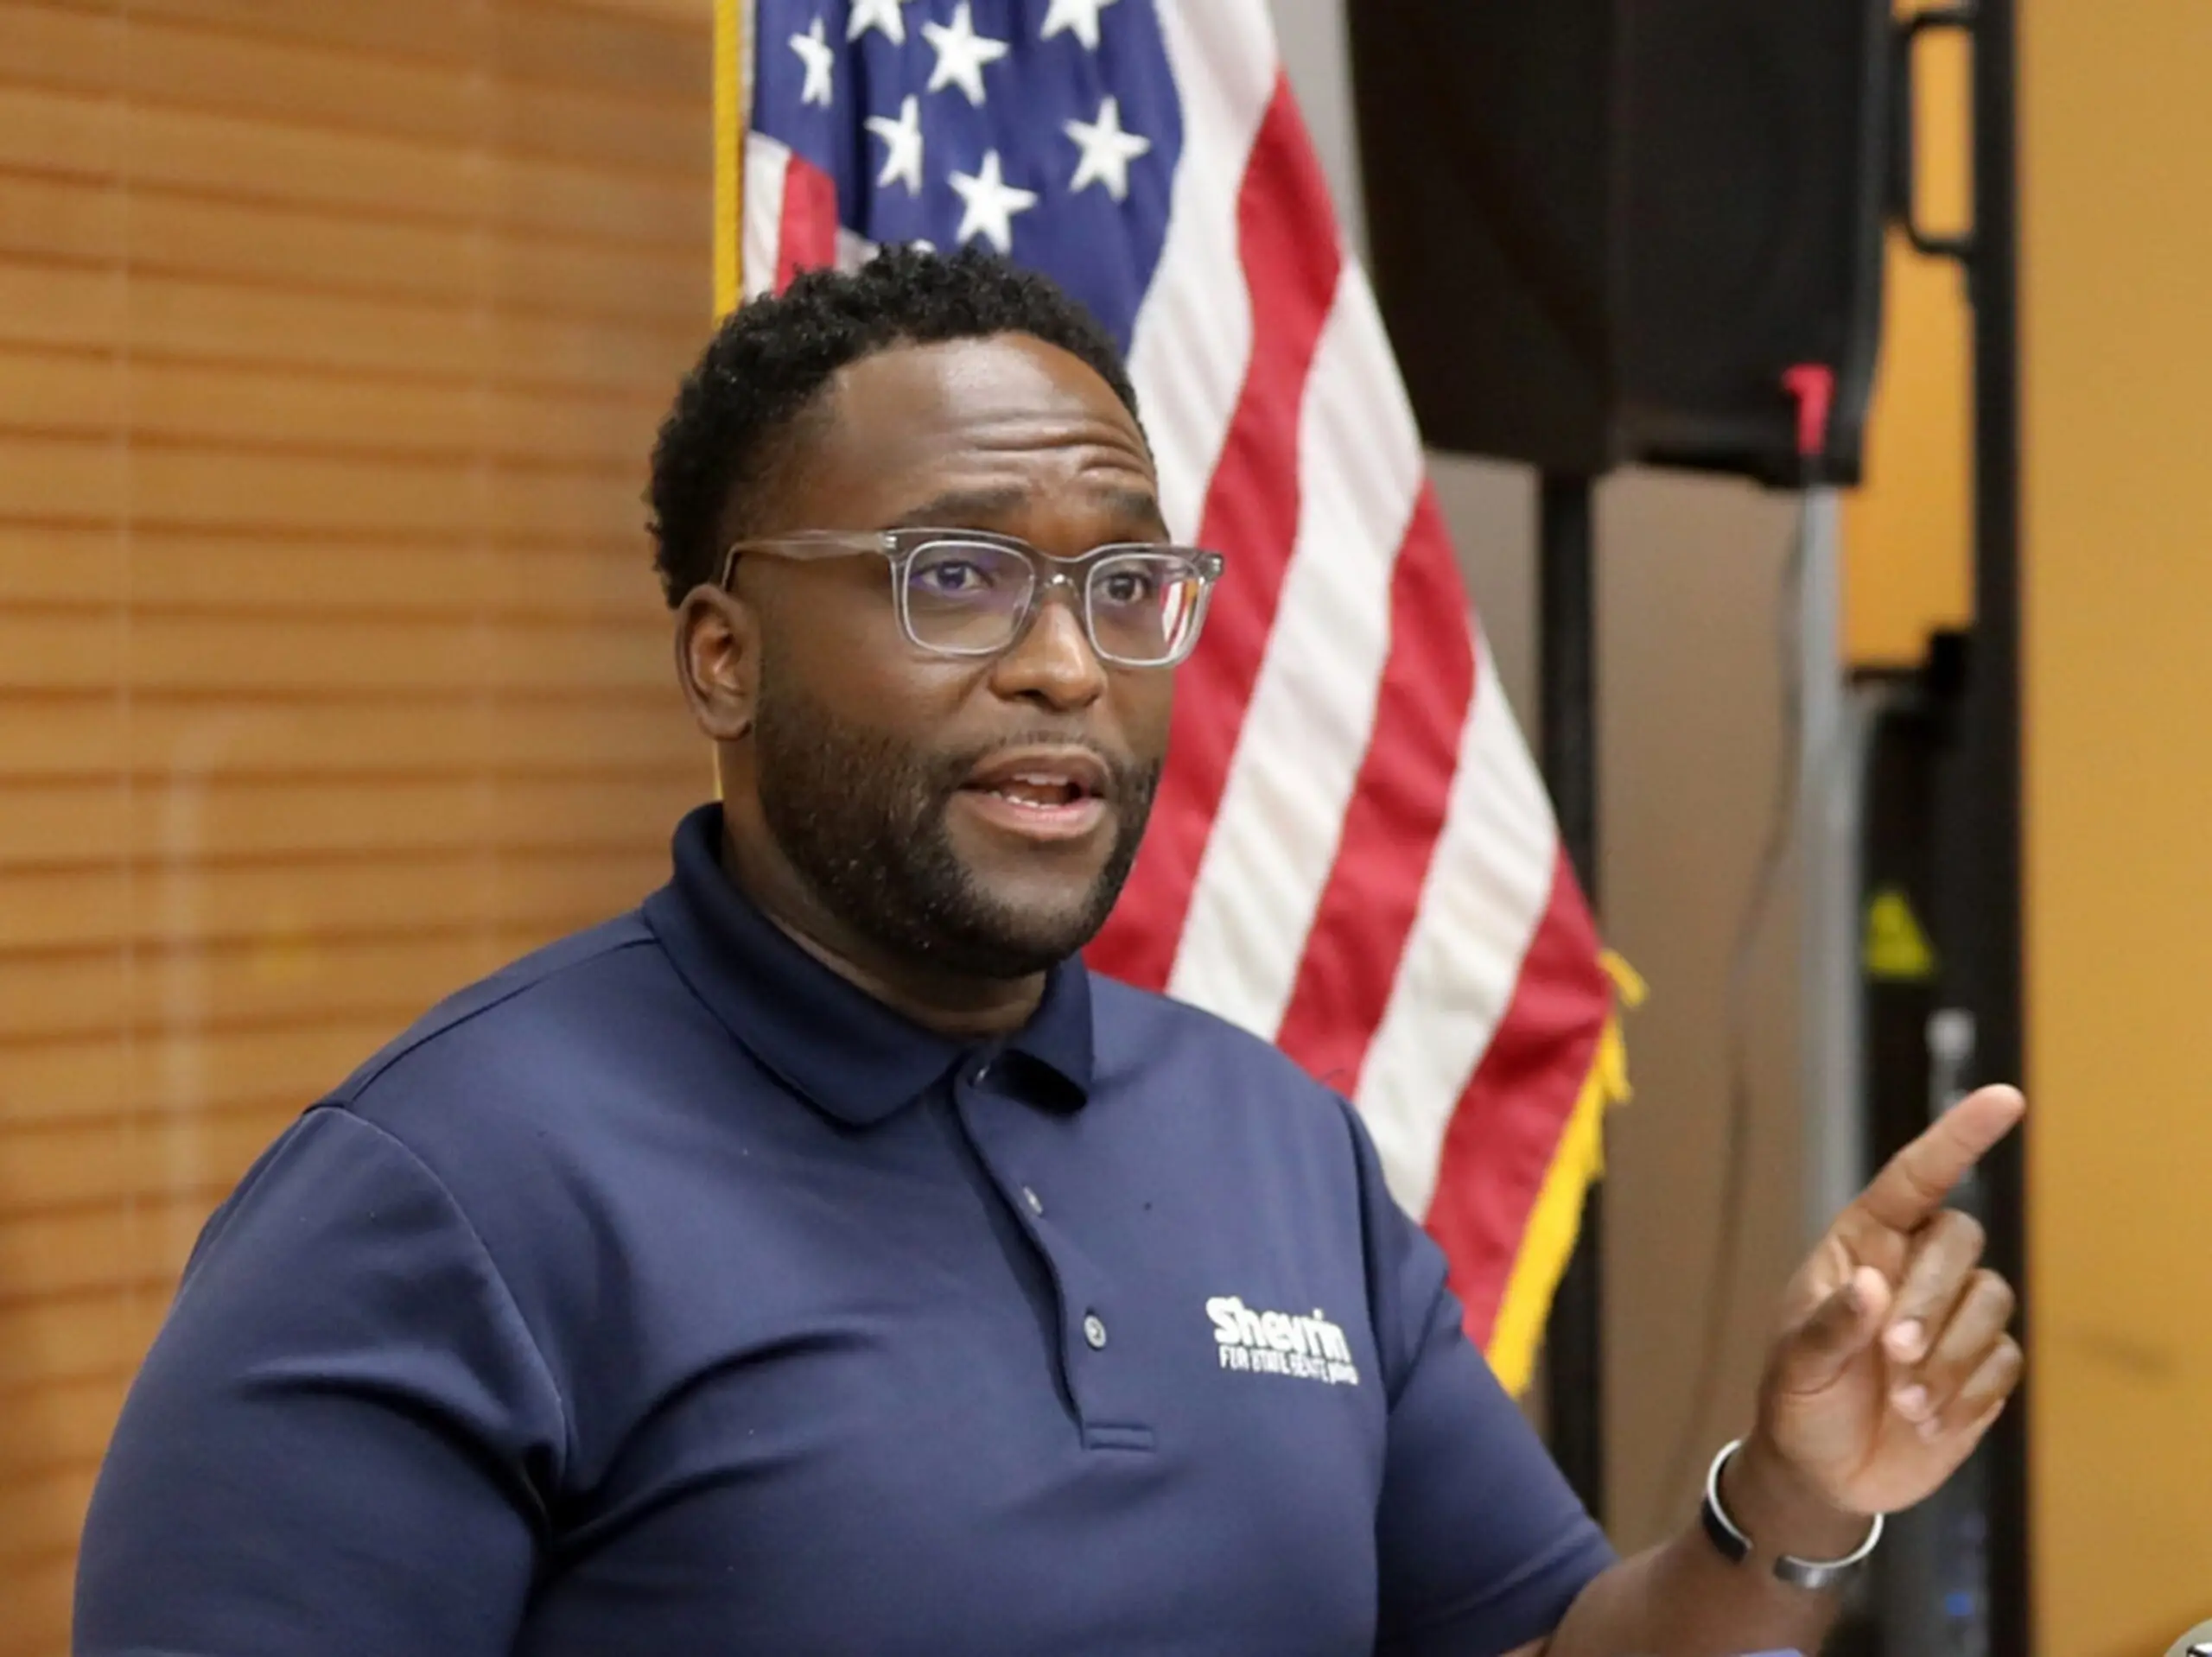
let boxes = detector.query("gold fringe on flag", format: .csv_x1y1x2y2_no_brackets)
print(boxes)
1483,951,1647,1398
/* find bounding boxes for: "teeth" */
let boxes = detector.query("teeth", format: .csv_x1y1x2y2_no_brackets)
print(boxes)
987,774,1079,807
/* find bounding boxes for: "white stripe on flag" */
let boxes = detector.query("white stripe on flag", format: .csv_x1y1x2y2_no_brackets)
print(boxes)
1355,639,1559,1217
1128,0,1279,541
836,225,876,270
742,132,791,302
1166,263,1425,1033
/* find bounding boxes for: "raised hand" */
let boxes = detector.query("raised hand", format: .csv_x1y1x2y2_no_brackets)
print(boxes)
1750,1084,2025,1519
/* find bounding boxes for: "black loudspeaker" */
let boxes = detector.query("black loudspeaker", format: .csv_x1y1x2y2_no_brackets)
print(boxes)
1348,1,1894,486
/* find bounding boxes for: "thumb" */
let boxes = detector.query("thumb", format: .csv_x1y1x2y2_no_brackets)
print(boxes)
1773,1265,1890,1394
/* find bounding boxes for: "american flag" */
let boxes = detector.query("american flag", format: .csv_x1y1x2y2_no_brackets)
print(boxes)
719,0,1625,1392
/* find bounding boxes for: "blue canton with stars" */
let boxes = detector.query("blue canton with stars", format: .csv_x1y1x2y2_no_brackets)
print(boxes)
753,0,1184,352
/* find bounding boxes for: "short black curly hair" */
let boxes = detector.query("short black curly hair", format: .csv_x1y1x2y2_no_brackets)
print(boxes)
646,245,1143,607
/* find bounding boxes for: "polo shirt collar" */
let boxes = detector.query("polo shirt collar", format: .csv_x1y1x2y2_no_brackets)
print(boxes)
644,804,1095,1127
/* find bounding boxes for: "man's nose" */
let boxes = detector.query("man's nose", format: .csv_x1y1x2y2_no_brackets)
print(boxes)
988,582,1108,710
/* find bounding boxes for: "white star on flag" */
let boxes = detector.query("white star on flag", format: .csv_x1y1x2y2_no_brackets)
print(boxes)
865,95,925,194
948,150,1038,253
922,3,1009,107
846,0,908,45
788,16,835,107
1039,0,1122,51
1064,95,1152,201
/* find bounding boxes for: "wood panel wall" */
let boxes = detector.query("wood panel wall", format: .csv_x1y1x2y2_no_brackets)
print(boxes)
0,2,711,1647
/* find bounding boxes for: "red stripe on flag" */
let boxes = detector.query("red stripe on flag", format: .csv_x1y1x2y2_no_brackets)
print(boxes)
776,153,840,292
1424,850,1610,1349
1272,486,1476,1091
1089,74,1344,992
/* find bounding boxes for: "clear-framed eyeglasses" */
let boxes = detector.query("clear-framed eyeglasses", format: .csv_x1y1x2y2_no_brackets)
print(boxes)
720,528,1226,670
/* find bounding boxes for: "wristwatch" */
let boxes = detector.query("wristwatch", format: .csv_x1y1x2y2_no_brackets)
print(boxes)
1700,1439,1885,1592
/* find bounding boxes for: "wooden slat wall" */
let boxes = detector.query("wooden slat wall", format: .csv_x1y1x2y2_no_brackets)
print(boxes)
0,1,709,1647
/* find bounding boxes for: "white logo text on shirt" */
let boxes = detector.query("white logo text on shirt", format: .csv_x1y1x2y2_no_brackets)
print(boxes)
1205,1295,1361,1386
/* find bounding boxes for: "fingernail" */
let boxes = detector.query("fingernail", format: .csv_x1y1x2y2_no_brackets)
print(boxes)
1916,1414,1943,1441
1892,1384,1930,1421
1885,1320,1925,1360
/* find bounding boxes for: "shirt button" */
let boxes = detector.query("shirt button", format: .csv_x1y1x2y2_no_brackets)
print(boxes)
1082,1312,1108,1350
971,1061,994,1089
1021,1185,1044,1216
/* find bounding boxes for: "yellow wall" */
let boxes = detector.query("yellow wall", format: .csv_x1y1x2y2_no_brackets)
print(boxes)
1844,19,1972,668
2020,5,2212,1652
1854,9,2212,1646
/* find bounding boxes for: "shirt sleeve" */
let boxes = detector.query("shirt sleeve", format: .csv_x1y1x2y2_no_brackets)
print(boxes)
75,1105,569,1657
1344,1101,1618,1657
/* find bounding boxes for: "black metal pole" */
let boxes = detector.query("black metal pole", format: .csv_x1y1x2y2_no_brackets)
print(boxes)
1538,473,1605,1523
1962,0,2031,1648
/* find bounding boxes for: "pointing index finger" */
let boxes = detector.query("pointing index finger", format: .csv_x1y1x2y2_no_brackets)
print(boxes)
1851,1085,2024,1235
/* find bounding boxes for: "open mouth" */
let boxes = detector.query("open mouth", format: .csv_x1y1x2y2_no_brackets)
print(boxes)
957,750,1113,841
974,772,1093,809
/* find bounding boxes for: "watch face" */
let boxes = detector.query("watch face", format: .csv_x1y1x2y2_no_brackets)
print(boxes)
2164,1620,2212,1657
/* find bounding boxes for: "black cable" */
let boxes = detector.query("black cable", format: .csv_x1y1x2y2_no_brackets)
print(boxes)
1644,494,1811,1540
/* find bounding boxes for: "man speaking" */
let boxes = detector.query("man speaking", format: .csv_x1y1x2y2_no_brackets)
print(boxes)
75,249,2023,1656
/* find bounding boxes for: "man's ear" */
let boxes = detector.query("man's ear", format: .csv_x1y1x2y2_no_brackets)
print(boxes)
674,581,759,742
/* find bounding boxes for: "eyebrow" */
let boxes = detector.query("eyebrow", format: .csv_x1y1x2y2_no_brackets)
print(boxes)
886,486,1171,538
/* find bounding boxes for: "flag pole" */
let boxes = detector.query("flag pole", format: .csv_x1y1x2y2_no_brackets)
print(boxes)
1537,473,1606,1526
709,0,749,803
712,0,751,318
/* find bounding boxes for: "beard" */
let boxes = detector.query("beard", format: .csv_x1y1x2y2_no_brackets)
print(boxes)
750,658,1161,981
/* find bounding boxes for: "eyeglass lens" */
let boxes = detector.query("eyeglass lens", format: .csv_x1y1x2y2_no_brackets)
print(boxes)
902,539,1206,664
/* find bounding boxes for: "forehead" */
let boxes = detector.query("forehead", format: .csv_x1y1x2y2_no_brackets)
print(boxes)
774,334,1157,531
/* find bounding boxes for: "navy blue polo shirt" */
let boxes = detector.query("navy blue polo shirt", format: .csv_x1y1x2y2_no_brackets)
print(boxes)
78,805,1612,1656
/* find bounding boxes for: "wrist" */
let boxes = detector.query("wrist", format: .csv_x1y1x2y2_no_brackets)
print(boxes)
1720,1434,1875,1566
